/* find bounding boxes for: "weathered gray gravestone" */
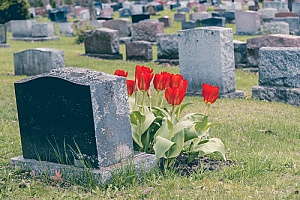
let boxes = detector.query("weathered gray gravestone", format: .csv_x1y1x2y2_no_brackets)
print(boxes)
246,34,300,67
174,12,186,22
14,48,65,76
0,24,10,48
258,8,277,22
272,17,299,33
263,22,289,35
126,41,152,61
252,47,300,106
178,27,244,98
83,28,123,60
102,19,131,38
235,11,261,35
132,20,164,42
11,20,37,38
31,22,54,37
234,40,247,68
156,33,179,65
11,67,156,182
58,22,74,37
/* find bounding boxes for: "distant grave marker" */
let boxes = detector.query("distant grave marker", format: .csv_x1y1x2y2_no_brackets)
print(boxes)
14,48,65,76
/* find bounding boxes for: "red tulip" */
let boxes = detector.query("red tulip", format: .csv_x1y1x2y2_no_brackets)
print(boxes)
153,73,164,91
171,74,183,88
202,83,219,105
137,72,153,91
135,65,154,91
135,65,153,81
165,86,186,106
114,69,128,77
179,79,188,92
161,72,173,89
126,80,135,96
153,71,171,91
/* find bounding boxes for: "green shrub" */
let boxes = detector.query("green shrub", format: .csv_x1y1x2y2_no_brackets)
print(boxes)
72,21,94,44
0,0,30,24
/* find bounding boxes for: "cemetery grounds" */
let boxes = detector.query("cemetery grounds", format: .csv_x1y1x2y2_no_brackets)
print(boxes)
0,9,300,199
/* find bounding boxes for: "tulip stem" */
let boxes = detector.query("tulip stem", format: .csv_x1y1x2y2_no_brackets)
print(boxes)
170,105,175,138
160,91,164,107
204,104,210,116
142,91,146,114
155,90,160,107
134,91,138,111
149,95,152,112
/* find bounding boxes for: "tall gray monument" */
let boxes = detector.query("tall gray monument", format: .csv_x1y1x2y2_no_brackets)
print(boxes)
178,27,244,98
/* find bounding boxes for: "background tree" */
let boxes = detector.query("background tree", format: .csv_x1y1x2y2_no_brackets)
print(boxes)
0,0,30,24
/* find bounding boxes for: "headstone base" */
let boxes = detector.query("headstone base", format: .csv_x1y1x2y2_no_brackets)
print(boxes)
11,36,60,42
82,53,123,60
10,152,157,184
0,44,10,48
119,37,132,44
187,90,244,99
234,31,262,36
252,86,300,106
155,59,179,66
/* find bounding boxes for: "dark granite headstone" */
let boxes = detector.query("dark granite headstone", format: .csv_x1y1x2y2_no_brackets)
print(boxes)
182,21,196,30
119,8,132,17
131,14,150,23
49,10,67,22
14,67,133,169
0,24,7,44
201,17,226,27
170,3,181,10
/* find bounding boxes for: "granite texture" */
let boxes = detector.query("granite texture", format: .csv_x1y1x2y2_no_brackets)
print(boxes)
157,33,178,59
126,41,152,61
0,24,6,44
252,86,300,106
11,20,37,38
132,21,164,42
258,47,300,88
84,28,120,54
246,34,300,67
178,27,242,96
271,17,300,32
234,40,247,68
102,19,131,37
14,67,133,168
258,8,277,21
10,152,157,184
263,22,289,35
235,11,261,35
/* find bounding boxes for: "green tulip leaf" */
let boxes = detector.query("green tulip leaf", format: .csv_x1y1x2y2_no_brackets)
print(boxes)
141,112,156,133
167,130,185,158
155,119,170,139
175,102,193,117
191,138,226,161
172,119,194,137
152,106,171,120
153,136,174,159
184,126,199,142
131,124,143,148
128,96,135,111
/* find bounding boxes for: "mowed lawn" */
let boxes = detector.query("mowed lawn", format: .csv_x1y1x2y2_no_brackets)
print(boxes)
0,11,300,199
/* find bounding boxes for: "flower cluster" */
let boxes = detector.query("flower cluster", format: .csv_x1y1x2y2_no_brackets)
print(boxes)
113,65,225,168
114,66,189,108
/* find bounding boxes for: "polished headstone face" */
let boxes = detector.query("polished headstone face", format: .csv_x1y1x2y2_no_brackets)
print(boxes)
15,76,98,167
15,67,133,169
0,25,6,44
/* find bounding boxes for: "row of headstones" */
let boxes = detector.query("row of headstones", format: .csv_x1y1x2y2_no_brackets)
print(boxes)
13,27,299,111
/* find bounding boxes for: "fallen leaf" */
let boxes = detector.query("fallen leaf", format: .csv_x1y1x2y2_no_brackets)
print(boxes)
51,170,63,182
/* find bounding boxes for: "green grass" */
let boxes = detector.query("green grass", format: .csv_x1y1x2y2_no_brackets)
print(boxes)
0,12,300,200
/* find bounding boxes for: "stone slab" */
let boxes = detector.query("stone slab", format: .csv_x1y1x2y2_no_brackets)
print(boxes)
126,41,152,61
252,86,300,106
11,152,157,184
154,59,179,66
258,47,300,88
272,17,300,32
10,36,60,42
0,44,10,48
14,67,131,168
246,34,300,67
82,53,123,60
178,27,242,96
84,28,120,55
157,33,179,59
14,48,65,76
